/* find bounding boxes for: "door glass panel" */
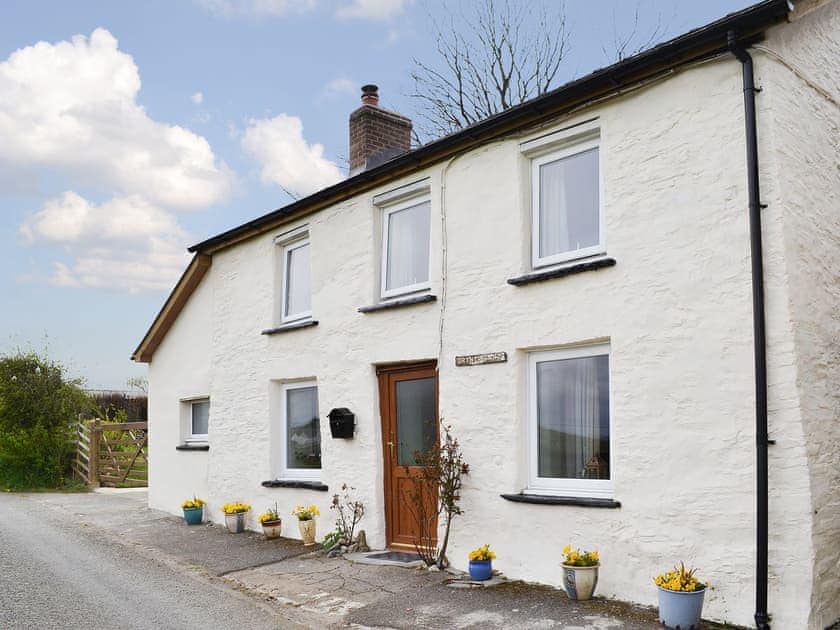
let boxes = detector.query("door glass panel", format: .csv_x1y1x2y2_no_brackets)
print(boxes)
395,377,436,465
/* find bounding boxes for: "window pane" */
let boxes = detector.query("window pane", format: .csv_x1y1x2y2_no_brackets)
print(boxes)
385,201,431,292
539,147,599,258
285,242,311,318
395,377,437,465
191,400,209,436
286,386,321,469
536,354,609,480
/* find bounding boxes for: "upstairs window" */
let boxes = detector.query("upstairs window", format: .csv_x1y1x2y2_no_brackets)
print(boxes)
276,226,311,324
527,128,602,268
381,198,431,299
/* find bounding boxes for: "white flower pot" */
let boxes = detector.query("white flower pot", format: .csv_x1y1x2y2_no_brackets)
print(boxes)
224,511,248,533
562,564,599,600
298,519,316,545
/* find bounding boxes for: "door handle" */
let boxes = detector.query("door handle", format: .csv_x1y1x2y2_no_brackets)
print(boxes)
387,441,395,457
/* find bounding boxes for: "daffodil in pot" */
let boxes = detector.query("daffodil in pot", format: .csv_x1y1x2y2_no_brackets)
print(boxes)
561,545,600,601
258,503,283,539
181,496,205,525
221,501,251,533
468,544,496,581
292,504,320,545
654,562,707,629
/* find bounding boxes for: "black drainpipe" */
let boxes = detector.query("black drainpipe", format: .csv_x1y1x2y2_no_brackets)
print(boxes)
728,30,771,630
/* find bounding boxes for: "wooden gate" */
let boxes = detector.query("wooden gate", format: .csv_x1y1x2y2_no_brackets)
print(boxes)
72,419,148,488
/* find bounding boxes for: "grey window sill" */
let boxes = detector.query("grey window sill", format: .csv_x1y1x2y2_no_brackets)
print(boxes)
262,320,318,335
261,479,329,491
507,257,616,286
500,493,621,508
176,443,209,451
358,294,436,313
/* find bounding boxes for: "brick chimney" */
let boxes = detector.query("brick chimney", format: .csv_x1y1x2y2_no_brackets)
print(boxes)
349,85,412,176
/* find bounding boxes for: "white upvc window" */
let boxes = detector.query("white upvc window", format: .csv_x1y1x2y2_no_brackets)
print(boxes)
276,226,311,324
527,343,612,498
188,399,209,442
380,196,431,299
280,381,321,480
528,130,603,268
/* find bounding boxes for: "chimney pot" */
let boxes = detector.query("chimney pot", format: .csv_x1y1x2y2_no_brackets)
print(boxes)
361,84,379,106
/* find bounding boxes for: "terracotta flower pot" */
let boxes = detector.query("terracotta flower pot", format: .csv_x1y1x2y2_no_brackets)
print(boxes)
261,519,282,539
562,564,599,601
298,518,316,545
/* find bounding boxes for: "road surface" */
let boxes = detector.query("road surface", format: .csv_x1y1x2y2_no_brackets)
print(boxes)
0,493,294,629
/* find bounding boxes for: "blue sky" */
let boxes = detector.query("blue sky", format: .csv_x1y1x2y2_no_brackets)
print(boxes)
1,0,753,389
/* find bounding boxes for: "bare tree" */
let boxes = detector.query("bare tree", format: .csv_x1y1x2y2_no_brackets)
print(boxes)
410,0,569,139
601,5,666,63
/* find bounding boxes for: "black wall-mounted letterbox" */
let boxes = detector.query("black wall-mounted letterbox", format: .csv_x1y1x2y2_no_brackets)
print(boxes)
328,408,355,439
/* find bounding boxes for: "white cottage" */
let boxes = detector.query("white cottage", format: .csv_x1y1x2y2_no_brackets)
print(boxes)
132,1,839,627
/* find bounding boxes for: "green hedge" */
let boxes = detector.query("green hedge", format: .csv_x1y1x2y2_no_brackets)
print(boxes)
0,353,89,489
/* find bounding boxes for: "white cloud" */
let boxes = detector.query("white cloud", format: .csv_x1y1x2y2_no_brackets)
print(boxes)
323,77,356,96
336,0,409,20
196,0,316,17
191,91,204,104
0,28,233,210
21,192,190,292
241,114,343,197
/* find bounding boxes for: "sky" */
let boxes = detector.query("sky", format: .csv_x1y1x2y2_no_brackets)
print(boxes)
0,0,755,389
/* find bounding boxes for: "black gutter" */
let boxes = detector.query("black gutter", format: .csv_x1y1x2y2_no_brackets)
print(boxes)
189,0,790,254
728,30,771,630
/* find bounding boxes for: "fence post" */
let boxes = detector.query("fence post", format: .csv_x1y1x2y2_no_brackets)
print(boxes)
89,419,102,487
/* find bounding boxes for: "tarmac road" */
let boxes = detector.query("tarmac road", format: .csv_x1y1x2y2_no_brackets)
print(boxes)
0,493,292,630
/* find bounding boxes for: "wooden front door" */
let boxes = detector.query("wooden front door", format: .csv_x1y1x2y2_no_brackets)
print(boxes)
378,362,439,550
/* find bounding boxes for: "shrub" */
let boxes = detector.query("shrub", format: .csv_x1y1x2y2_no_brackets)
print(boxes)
0,352,89,489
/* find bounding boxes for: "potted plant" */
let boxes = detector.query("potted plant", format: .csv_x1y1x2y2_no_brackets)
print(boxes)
468,544,496,581
654,562,707,629
181,496,205,525
221,501,251,533
258,503,283,539
292,504,320,545
561,544,600,600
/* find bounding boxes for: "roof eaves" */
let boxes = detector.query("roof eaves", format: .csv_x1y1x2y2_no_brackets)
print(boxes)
188,0,790,256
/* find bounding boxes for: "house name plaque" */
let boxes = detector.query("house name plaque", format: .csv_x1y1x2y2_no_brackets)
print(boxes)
455,352,507,367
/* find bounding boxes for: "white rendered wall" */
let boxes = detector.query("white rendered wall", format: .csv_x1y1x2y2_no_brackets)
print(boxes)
144,28,836,627
762,2,840,627
147,269,213,514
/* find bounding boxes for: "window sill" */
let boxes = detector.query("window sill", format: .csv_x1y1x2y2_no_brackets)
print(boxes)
261,479,329,491
500,493,620,508
262,320,318,335
507,257,616,286
358,293,436,313
176,443,209,451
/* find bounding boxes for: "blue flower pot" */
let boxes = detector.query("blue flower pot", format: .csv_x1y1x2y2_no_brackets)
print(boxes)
468,560,492,581
657,586,706,629
183,506,203,525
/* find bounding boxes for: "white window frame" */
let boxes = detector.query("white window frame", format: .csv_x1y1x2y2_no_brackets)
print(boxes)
379,195,432,300
528,132,604,269
527,343,613,498
275,226,311,325
279,380,321,481
187,398,210,443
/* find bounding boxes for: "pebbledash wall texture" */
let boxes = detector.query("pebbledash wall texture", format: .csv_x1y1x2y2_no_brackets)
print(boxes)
143,3,839,629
